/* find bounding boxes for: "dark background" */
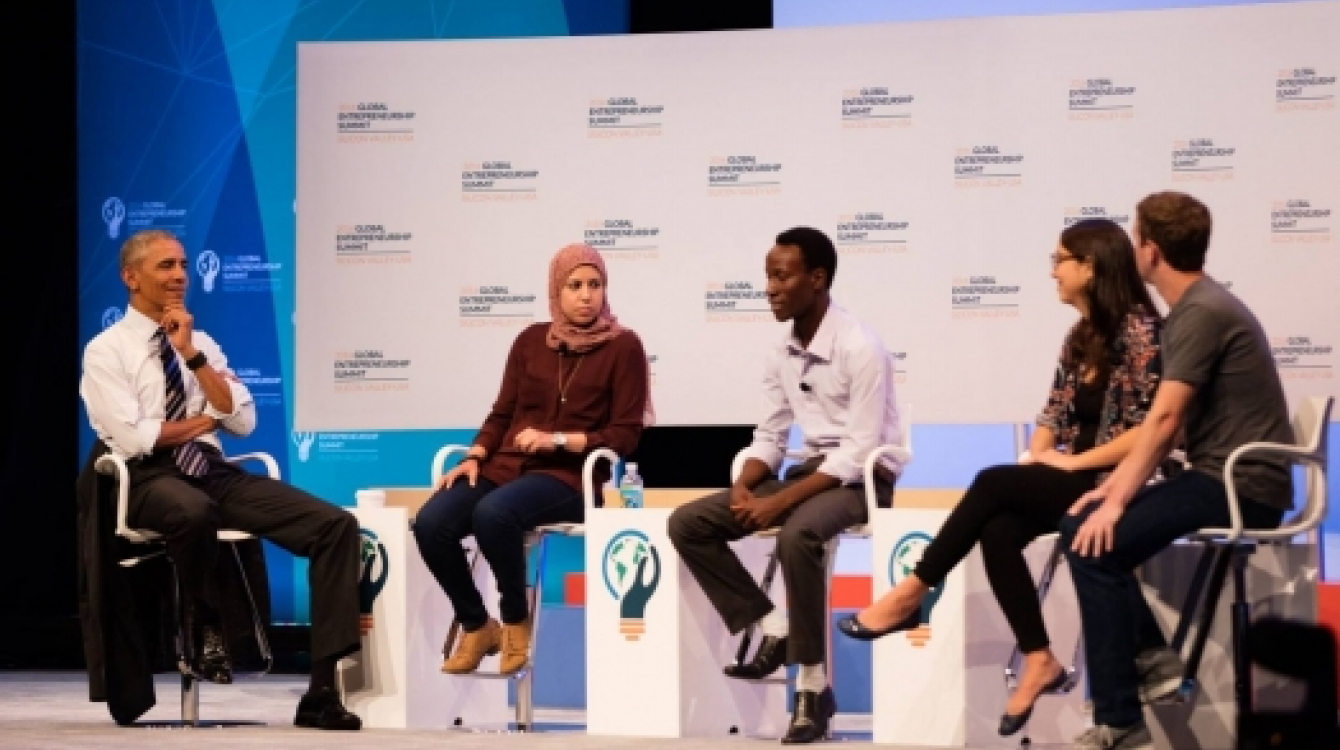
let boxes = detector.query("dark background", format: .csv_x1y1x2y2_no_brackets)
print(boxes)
0,0,771,671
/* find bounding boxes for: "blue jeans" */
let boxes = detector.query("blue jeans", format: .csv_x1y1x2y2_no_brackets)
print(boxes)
412,473,583,629
1059,471,1283,727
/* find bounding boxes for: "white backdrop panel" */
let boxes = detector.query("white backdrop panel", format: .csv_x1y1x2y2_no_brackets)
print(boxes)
296,1,1339,430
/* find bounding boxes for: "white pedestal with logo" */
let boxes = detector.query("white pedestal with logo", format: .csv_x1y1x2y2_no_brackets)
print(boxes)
871,509,1089,746
340,505,511,729
584,507,789,738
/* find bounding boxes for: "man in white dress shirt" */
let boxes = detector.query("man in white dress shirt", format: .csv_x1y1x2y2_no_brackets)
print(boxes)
80,229,362,730
668,227,903,744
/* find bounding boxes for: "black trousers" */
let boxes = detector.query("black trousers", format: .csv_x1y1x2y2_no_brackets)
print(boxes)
127,448,361,663
912,463,1101,654
668,461,893,666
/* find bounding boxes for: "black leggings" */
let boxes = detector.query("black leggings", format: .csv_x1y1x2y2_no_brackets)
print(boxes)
913,463,1099,654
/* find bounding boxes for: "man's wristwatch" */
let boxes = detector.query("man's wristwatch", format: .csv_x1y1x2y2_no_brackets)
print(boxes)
552,432,568,450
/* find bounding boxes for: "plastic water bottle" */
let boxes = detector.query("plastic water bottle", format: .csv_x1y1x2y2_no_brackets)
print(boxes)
620,463,645,509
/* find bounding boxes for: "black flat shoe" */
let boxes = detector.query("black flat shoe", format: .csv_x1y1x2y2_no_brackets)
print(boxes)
294,687,363,731
781,686,836,744
835,609,920,641
724,635,788,680
997,667,1074,736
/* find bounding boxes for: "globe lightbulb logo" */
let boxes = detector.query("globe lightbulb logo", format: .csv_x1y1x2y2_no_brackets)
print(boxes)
889,531,944,648
358,528,389,635
100,306,123,330
102,197,126,239
292,431,316,462
196,250,221,293
602,529,661,641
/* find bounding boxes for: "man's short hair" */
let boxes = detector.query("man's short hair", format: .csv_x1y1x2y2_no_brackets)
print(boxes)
1136,192,1212,273
120,229,180,271
775,226,838,289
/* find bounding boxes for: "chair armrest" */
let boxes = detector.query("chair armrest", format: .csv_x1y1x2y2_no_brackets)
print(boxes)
431,444,470,487
583,448,620,509
227,452,280,480
95,454,137,542
1221,441,1323,541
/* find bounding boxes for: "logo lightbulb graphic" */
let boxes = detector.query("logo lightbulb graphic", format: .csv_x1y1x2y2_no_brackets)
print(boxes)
102,197,126,239
100,307,123,330
196,250,221,293
292,431,316,462
358,528,390,635
890,531,944,648
602,529,661,641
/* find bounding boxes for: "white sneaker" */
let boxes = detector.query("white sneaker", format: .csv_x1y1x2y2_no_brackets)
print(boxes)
1136,646,1184,704
1072,722,1154,750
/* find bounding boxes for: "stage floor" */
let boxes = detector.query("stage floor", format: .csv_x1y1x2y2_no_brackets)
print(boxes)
0,672,1065,749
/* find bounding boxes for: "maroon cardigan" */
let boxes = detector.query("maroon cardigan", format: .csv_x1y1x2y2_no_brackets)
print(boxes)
474,323,647,492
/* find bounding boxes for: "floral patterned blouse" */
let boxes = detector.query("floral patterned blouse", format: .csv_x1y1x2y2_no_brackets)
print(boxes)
1037,307,1162,451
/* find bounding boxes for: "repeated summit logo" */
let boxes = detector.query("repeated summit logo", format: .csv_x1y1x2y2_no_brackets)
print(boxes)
1271,334,1334,381
953,145,1024,189
840,86,913,129
333,349,411,393
336,101,416,143
707,154,783,197
1067,77,1136,121
292,431,382,463
233,366,282,407
336,224,413,264
602,530,661,641
835,212,910,255
210,253,282,293
100,198,187,238
1276,67,1336,112
892,350,909,386
584,218,661,261
458,284,537,328
1171,138,1236,183
461,161,540,203
704,279,771,323
1063,206,1131,227
889,532,945,648
358,528,390,635
1271,199,1332,244
951,274,1021,319
587,95,664,138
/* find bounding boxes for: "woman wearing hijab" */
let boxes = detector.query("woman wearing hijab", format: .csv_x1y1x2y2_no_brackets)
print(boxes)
413,244,651,675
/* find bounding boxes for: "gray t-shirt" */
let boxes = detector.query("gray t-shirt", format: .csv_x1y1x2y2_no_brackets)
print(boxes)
1163,277,1294,510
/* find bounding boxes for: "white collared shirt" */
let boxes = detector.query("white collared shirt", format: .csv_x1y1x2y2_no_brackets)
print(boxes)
80,306,256,459
741,302,903,484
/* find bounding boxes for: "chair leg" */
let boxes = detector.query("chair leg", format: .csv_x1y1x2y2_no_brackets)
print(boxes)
227,543,273,673
1170,544,1218,654
735,549,781,667
1182,546,1233,695
515,531,545,732
1229,546,1254,718
1006,538,1065,691
181,672,200,726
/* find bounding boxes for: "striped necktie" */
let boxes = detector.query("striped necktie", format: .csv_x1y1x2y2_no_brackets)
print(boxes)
154,328,210,477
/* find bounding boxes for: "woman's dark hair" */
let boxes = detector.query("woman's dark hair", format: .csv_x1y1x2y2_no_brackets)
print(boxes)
1060,219,1160,379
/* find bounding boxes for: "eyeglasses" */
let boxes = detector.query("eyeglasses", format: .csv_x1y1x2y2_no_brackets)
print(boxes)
1050,252,1079,268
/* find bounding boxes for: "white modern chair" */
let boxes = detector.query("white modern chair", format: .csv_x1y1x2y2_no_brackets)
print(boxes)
1165,395,1332,715
429,445,616,731
94,450,276,727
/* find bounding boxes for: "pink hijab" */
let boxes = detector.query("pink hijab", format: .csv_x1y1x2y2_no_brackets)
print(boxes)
546,243,655,425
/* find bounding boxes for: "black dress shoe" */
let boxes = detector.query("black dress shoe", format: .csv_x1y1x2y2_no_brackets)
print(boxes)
835,609,920,641
781,686,836,744
997,667,1075,736
197,624,233,685
294,687,363,730
724,635,788,680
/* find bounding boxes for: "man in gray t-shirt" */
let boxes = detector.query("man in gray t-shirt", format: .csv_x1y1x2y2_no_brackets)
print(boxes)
1058,192,1293,750
1162,277,1293,510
